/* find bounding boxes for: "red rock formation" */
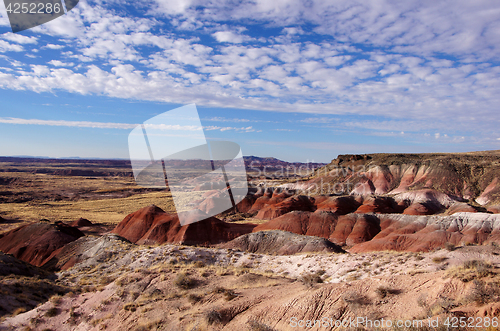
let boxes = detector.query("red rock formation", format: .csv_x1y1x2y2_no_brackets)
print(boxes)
69,218,93,227
487,205,500,214
0,221,84,267
300,152,500,203
253,209,500,252
256,195,315,220
314,196,361,214
112,205,256,245
444,203,478,215
403,203,438,215
253,211,380,246
476,177,500,205
354,196,404,214
349,213,500,252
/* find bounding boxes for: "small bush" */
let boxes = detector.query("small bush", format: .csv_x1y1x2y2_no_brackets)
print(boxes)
300,272,324,287
49,295,63,305
69,306,78,318
451,259,495,281
45,307,58,317
463,260,491,275
174,273,196,289
342,291,370,306
123,302,137,312
417,294,427,307
205,309,222,325
212,287,237,301
465,280,500,305
429,298,457,315
247,319,276,331
193,261,205,268
444,242,456,251
432,256,447,263
187,293,202,304
375,286,401,298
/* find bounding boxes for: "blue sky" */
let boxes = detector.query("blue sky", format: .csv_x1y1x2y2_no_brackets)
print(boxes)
0,0,500,162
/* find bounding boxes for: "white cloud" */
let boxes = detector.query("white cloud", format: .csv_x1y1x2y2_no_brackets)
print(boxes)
0,116,258,133
0,117,139,129
1,33,37,44
282,27,304,35
0,40,23,52
0,0,498,144
43,44,66,49
212,31,250,43
48,60,74,67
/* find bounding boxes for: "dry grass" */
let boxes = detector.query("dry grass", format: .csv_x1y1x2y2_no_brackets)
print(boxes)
0,190,176,225
173,273,197,290
464,280,500,305
447,259,496,282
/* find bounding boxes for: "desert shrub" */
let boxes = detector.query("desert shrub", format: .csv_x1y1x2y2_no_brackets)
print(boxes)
429,297,457,315
463,260,491,275
417,294,427,307
69,306,78,318
464,280,500,305
205,309,222,325
123,302,137,312
187,293,202,304
444,242,456,251
432,256,447,263
375,286,401,298
193,261,205,268
212,287,237,301
174,273,196,289
450,259,495,282
300,271,324,287
45,307,58,317
247,319,276,331
342,291,370,306
49,295,63,305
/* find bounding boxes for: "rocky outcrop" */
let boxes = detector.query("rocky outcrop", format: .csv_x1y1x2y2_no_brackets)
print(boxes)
43,233,133,271
253,211,500,252
301,151,500,205
219,230,344,254
0,221,85,267
350,212,500,252
244,187,476,220
256,195,315,219
112,205,256,245
253,211,381,246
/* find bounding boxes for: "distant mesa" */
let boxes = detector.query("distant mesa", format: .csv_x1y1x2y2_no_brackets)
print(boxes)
304,151,500,205
218,230,345,255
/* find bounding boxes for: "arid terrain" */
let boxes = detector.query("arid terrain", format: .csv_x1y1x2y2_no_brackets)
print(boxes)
1,152,500,330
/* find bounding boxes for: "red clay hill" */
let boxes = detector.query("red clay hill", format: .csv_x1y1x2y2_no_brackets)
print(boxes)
112,205,255,245
0,220,84,267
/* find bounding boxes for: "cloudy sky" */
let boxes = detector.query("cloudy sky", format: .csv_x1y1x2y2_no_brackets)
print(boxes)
0,0,499,162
